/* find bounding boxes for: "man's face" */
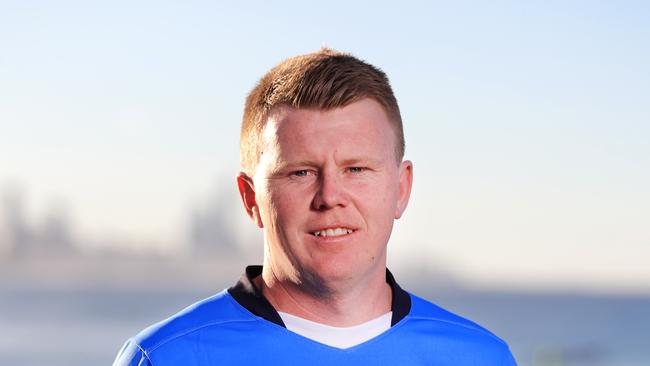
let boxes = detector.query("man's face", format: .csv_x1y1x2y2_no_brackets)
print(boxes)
238,98,412,289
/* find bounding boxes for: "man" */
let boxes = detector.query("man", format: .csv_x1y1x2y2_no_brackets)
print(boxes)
113,48,517,365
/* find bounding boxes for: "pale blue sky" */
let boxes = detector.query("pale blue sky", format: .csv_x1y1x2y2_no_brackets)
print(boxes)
1,1,649,292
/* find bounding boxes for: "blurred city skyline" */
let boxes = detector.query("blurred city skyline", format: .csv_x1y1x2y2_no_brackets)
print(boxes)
0,178,250,258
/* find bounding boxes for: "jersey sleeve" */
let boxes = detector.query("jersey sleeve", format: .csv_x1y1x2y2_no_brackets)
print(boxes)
112,339,153,366
502,346,518,366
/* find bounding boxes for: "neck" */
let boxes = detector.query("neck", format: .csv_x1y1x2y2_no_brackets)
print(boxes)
256,264,392,327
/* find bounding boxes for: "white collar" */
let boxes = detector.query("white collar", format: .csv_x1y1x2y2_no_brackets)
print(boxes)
277,311,393,349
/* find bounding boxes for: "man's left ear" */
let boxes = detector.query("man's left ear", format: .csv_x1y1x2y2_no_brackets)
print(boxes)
394,160,413,219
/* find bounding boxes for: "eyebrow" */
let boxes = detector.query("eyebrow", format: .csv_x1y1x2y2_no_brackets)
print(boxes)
338,157,383,166
278,156,384,170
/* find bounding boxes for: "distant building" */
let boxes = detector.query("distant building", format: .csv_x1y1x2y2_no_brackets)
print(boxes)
0,185,31,257
36,202,75,256
0,185,76,258
188,184,241,257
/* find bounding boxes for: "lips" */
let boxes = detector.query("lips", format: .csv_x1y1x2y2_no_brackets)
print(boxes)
310,227,355,237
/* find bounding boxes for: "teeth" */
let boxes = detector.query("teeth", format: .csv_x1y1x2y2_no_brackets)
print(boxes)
312,228,353,237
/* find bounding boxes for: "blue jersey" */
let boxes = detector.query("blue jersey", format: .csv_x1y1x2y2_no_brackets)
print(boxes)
113,266,517,365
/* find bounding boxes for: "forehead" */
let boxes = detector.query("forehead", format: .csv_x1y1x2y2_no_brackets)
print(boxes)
261,99,397,161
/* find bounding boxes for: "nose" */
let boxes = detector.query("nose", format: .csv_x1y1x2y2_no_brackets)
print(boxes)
311,170,348,211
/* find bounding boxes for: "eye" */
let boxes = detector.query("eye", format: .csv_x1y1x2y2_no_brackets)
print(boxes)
293,170,310,177
348,167,365,173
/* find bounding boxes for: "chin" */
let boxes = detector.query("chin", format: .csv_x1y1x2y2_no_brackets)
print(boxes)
302,257,366,284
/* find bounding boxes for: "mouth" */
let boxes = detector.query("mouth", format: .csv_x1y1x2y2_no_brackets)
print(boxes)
310,227,355,237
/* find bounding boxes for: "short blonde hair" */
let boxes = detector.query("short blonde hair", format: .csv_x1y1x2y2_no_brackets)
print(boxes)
240,48,404,176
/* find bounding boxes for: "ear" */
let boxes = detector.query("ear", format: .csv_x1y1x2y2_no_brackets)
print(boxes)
394,160,413,219
237,173,264,228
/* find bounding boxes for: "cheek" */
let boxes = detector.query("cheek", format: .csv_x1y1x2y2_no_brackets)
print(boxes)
356,179,399,213
267,187,306,228
256,187,285,235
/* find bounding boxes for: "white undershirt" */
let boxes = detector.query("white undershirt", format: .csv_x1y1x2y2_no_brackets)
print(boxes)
277,311,392,349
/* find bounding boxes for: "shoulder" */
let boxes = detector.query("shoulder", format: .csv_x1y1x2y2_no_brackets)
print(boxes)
403,293,515,361
407,293,503,340
134,290,255,351
114,290,257,365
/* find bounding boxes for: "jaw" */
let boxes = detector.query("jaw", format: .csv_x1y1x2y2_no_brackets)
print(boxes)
262,227,388,298
302,231,388,285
